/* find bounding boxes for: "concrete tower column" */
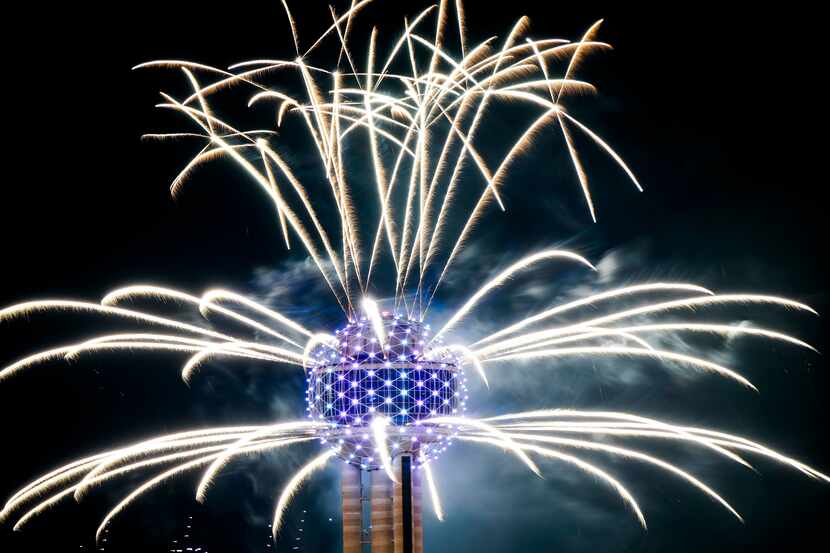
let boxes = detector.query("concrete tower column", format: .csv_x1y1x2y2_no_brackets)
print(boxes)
392,455,421,553
341,463,363,553
342,457,423,553
370,470,395,553
411,466,423,553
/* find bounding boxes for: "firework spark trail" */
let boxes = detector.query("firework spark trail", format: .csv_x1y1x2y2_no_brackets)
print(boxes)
362,297,388,345
364,27,398,281
428,416,541,476
329,6,361,88
279,0,300,55
12,445,243,531
406,83,508,267
141,10,626,314
203,287,320,334
459,435,647,528
259,143,293,249
422,108,560,311
69,333,305,363
179,343,300,385
412,37,507,296
0,300,231,340
154,93,351,312
401,101,507,313
420,17,530,280
73,432,268,502
499,323,815,355
391,38,512,305
475,294,817,357
472,283,714,347
494,431,743,520
337,1,359,68
395,126,424,309
494,326,656,352
440,344,489,387
373,6,436,91
432,250,595,341
96,437,313,543
423,462,444,521
256,140,354,298
301,0,376,58
272,450,337,538
372,417,398,483
483,346,758,390
195,421,319,502
1,461,104,525
488,422,830,481
328,79,367,297
368,115,419,292
1,428,265,523
484,410,757,468
101,285,305,349
3,454,108,510
0,342,299,385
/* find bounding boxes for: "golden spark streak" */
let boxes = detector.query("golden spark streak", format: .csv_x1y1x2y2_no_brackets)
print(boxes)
301,0,376,58
455,0,467,58
460,436,646,528
433,250,595,341
424,107,562,311
14,445,236,531
2,428,264,523
196,422,318,502
483,346,757,390
272,450,336,538
473,283,712,347
501,431,742,521
96,438,312,543
490,423,830,482
506,323,815,354
362,297,387,345
428,416,541,477
155,95,349,311
260,143,292,249
199,289,315,338
280,0,300,55
423,462,444,521
372,417,398,483
559,20,604,102
476,294,816,356
101,285,304,349
484,410,753,468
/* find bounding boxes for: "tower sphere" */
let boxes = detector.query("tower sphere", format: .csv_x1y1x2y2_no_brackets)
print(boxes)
305,313,467,469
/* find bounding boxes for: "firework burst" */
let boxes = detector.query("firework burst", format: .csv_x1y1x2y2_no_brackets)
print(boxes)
1,0,826,548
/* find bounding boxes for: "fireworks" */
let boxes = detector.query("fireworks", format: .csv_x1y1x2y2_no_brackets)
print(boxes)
1,0,826,548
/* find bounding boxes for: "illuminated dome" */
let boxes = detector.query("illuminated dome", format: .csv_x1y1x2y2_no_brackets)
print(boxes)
305,312,467,469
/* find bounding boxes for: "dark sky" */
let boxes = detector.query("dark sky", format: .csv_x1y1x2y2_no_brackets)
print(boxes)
1,1,828,552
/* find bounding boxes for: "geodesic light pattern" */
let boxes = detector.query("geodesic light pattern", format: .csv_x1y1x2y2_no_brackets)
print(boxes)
305,314,468,469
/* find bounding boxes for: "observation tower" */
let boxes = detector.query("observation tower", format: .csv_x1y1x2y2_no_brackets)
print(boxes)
305,310,468,552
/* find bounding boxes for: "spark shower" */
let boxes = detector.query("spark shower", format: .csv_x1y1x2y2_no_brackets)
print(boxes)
0,0,826,549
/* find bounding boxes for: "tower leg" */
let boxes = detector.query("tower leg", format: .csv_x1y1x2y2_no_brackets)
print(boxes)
370,470,394,553
341,463,363,553
412,465,423,553
392,456,421,553
342,459,423,553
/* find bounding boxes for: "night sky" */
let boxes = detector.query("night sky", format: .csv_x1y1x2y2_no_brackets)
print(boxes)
1,1,828,552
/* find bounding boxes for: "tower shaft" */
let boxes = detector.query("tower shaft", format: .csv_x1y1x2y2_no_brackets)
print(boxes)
341,455,423,553
341,463,363,553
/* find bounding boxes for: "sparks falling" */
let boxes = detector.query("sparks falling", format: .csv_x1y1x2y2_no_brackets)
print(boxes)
1,0,826,547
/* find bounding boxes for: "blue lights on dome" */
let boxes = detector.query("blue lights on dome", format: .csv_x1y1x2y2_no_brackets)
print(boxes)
305,313,467,469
